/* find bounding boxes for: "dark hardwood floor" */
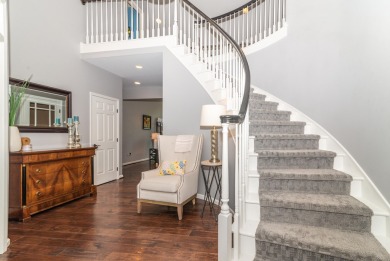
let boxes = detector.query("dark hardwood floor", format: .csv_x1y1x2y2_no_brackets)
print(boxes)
1,161,218,260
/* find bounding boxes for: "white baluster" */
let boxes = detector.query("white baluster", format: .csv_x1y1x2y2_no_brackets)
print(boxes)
100,0,103,42
86,2,89,44
110,0,113,41
269,0,272,35
173,0,177,39
168,0,171,35
147,0,150,38
218,122,232,261
105,0,108,41
91,2,94,43
273,0,276,32
95,1,98,42
283,0,286,24
139,0,147,38
135,0,138,39
256,0,259,42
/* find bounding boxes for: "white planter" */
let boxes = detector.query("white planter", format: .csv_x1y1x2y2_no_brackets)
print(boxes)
9,126,21,152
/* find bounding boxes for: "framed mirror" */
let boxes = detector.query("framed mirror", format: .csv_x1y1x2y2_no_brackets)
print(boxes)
9,78,72,133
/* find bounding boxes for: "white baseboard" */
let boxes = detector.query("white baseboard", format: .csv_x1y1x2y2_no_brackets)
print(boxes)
123,158,149,166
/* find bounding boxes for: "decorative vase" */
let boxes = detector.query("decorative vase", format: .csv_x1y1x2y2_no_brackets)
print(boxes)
9,126,22,152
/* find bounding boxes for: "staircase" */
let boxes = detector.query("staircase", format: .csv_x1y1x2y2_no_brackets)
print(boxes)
248,89,390,260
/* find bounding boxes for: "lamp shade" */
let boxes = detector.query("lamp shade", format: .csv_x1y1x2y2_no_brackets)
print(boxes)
200,104,226,128
151,132,159,140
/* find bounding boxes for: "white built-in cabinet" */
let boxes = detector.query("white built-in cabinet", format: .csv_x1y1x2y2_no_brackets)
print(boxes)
0,0,9,254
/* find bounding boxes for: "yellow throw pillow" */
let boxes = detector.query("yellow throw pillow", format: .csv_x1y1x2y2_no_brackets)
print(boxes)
159,160,187,175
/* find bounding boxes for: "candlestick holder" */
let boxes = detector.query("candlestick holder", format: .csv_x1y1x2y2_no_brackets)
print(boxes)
66,122,75,148
74,120,82,148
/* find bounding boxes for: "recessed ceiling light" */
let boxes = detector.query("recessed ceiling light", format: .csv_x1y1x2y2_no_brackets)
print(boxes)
134,81,141,85
135,65,143,69
243,7,249,14
156,18,162,24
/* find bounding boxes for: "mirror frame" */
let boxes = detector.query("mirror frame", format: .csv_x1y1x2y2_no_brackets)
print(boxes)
9,78,72,133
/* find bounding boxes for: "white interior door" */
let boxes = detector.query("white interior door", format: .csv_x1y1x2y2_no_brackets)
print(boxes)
90,93,119,185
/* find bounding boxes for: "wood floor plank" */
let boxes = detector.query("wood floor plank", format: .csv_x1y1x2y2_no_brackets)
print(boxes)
2,161,218,260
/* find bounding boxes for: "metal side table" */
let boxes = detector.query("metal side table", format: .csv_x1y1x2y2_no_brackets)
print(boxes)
200,160,222,221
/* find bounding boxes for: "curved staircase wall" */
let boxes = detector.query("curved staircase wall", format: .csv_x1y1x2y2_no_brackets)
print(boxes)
246,0,390,204
162,50,236,204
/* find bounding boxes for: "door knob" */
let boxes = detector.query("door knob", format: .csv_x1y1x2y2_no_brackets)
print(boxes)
93,144,101,148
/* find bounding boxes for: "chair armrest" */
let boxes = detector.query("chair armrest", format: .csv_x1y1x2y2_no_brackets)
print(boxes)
141,168,160,179
177,167,200,203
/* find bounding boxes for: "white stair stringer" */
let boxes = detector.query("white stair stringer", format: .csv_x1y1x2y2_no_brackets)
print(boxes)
167,45,227,107
249,84,390,254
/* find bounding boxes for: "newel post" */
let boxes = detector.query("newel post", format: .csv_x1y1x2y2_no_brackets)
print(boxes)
218,122,232,261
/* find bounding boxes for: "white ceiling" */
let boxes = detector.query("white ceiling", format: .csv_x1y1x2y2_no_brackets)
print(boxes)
85,0,248,94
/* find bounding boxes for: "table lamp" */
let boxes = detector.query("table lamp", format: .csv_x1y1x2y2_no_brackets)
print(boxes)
151,132,159,149
200,104,226,163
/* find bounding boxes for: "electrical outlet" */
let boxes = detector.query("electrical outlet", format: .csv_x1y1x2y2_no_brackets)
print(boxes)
128,152,132,157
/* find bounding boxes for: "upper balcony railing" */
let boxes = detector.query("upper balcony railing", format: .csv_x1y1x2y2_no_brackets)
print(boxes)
213,0,286,48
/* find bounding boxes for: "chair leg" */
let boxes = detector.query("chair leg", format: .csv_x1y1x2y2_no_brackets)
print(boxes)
177,205,183,220
137,200,142,214
192,198,196,205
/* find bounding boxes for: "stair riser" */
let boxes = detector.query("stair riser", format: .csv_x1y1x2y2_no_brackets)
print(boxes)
260,207,371,232
259,179,350,195
255,241,348,261
250,125,305,135
257,156,335,169
249,103,278,111
255,139,319,150
250,96,267,103
250,112,291,121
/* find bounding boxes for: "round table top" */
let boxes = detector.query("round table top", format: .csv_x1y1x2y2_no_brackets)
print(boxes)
201,160,222,167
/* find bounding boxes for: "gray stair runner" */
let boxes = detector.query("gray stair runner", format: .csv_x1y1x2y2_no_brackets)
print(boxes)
251,91,390,260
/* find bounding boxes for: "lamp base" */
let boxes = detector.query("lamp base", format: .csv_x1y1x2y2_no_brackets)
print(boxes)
209,127,220,163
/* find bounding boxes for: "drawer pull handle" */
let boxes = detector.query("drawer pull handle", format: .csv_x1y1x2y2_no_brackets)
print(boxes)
35,168,41,173
36,191,42,197
36,180,41,184
82,179,86,184
81,161,86,166
82,170,86,174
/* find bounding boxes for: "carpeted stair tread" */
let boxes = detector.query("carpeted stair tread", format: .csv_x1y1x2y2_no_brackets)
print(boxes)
249,101,279,111
251,120,305,126
250,93,267,101
260,191,373,216
256,149,337,158
255,134,320,140
259,169,352,181
256,221,390,261
250,111,291,121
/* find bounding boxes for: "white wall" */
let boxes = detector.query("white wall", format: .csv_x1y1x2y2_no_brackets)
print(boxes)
8,0,123,171
247,0,390,202
0,0,9,254
122,100,162,164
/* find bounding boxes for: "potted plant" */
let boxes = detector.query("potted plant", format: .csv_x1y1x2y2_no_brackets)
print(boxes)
9,77,30,152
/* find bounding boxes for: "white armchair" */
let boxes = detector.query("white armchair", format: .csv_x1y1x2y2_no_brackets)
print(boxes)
137,135,203,220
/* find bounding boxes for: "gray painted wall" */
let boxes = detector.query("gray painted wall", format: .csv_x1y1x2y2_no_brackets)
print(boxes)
9,0,123,170
247,0,390,202
163,50,236,207
123,86,162,100
122,100,162,164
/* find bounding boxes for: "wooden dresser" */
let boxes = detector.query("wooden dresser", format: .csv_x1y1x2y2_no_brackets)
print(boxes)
9,147,97,221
